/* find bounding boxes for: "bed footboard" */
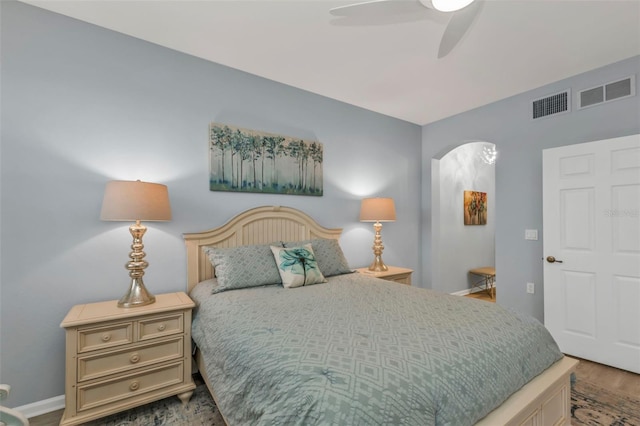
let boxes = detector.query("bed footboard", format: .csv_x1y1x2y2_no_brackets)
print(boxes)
476,356,579,426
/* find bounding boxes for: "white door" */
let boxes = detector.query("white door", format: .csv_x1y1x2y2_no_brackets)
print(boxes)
543,134,640,374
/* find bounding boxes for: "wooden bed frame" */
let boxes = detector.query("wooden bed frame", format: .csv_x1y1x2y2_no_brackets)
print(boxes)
183,205,578,426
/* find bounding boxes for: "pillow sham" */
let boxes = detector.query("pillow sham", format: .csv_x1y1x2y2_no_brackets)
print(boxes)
203,244,282,294
189,278,219,299
270,244,327,288
283,238,352,277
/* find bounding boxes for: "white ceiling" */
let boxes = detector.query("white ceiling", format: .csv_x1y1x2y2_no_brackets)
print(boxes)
22,0,640,125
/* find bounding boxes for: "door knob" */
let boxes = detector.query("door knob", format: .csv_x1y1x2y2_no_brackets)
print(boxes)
546,256,563,263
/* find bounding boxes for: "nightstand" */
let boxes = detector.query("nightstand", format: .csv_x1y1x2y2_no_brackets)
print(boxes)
356,266,413,285
59,292,196,426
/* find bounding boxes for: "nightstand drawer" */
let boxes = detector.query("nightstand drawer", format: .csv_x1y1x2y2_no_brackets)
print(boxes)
138,313,183,341
78,337,184,382
387,275,411,285
78,322,133,353
77,362,184,412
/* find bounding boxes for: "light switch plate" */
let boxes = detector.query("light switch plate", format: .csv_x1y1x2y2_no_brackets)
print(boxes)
525,229,538,240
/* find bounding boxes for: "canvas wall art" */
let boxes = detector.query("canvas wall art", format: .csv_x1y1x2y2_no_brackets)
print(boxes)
209,123,323,196
464,190,487,225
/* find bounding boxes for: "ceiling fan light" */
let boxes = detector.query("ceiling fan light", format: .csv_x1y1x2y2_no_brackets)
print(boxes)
429,0,475,12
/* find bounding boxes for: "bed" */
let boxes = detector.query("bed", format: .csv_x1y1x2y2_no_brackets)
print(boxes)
183,205,578,426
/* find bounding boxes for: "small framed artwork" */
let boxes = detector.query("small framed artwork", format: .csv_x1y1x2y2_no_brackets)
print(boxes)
464,191,487,225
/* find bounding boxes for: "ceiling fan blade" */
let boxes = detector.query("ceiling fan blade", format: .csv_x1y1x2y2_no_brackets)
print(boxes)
330,0,426,18
437,0,483,58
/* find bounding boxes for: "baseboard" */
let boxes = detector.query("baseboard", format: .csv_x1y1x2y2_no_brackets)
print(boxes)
451,287,484,296
15,394,64,419
451,281,497,297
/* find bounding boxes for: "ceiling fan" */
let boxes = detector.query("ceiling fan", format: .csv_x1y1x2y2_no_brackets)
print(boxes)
329,0,483,58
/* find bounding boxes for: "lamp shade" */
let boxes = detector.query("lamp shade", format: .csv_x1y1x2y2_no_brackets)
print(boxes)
359,198,396,222
100,180,172,222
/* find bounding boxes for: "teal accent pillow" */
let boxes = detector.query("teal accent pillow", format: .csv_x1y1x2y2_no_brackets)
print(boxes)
270,244,327,288
203,244,283,294
283,238,352,277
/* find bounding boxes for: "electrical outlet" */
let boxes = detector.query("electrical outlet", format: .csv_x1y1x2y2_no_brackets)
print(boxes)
527,282,535,294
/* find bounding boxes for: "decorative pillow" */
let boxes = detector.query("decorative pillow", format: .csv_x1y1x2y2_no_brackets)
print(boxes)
270,244,327,288
283,238,352,277
203,244,282,294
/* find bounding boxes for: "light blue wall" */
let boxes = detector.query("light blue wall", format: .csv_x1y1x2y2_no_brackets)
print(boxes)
422,55,640,321
0,1,421,407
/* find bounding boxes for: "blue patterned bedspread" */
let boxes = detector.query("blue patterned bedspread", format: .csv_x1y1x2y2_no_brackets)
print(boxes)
190,273,563,426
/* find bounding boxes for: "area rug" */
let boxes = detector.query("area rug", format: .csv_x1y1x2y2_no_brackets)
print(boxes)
80,376,639,425
83,382,225,426
571,377,640,426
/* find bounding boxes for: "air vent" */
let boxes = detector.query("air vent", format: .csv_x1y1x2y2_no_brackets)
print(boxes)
532,90,570,119
578,75,635,109
580,86,604,108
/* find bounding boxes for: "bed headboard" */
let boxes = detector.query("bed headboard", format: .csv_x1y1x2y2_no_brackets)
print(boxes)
183,205,343,293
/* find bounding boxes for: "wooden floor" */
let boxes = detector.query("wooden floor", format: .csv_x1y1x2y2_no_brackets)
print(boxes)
465,288,495,302
28,290,639,425
572,356,639,398
25,408,62,426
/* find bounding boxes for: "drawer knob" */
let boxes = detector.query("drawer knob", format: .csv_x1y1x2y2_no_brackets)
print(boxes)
129,353,140,363
157,324,166,331
101,333,111,342
129,381,140,391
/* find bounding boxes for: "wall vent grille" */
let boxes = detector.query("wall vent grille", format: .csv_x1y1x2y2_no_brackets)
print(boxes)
578,75,636,110
532,90,569,119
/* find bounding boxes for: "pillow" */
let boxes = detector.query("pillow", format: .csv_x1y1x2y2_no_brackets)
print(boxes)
270,244,327,288
203,244,282,294
283,238,352,277
189,278,219,301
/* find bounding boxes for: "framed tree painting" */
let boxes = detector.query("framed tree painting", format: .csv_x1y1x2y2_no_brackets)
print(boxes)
464,190,487,225
209,123,323,196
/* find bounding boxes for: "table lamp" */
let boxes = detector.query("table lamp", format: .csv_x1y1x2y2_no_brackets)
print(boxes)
100,180,172,308
359,197,396,272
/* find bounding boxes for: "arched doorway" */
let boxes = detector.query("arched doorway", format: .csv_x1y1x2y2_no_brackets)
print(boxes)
431,141,496,295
